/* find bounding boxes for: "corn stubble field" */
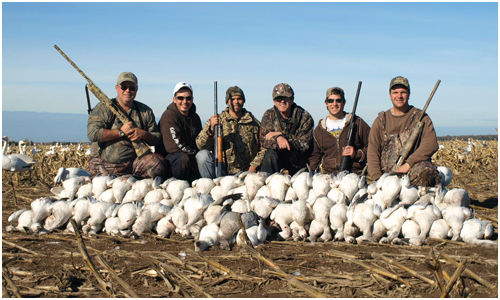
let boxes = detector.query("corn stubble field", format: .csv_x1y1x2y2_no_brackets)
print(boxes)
2,138,498,298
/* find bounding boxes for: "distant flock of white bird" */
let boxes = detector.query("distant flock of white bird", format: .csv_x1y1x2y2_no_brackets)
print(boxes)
6,164,497,251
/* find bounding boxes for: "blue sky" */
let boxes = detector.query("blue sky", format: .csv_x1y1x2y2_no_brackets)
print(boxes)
2,2,498,138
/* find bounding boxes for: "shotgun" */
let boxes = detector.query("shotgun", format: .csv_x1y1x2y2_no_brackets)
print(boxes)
391,79,441,172
85,84,92,115
54,45,151,158
214,81,224,177
339,81,362,172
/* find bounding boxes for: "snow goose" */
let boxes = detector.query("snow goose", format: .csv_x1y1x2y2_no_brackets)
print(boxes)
312,173,331,197
291,198,314,240
441,205,473,240
339,172,361,202
7,209,36,233
401,219,422,246
239,171,266,200
290,168,313,201
43,199,73,233
195,222,220,252
111,175,137,203
399,174,419,206
428,219,452,239
407,203,441,244
162,178,190,205
443,188,470,207
92,174,116,199
437,166,452,187
83,201,116,234
308,196,334,242
378,203,407,244
132,202,171,236
215,174,244,195
192,178,216,194
255,184,272,198
237,218,268,247
265,172,291,202
54,167,91,185
110,201,143,231
460,219,497,247
329,202,348,241
251,196,280,219
270,202,293,233
380,174,402,209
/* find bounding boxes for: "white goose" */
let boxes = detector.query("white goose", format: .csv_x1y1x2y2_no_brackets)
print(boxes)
54,167,91,185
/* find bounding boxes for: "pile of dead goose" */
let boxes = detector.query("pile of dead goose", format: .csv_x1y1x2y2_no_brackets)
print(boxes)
6,166,497,251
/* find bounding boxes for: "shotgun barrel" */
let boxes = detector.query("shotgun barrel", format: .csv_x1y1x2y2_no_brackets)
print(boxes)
339,81,362,172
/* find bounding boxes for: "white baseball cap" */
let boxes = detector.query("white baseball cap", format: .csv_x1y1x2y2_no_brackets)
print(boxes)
173,82,193,96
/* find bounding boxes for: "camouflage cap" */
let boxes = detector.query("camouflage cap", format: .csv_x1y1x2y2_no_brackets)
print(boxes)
225,86,245,103
272,83,294,99
117,72,138,86
325,87,345,101
389,76,410,93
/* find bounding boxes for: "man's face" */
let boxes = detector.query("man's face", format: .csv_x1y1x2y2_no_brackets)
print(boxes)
325,94,345,117
273,96,293,116
173,90,193,115
229,95,244,114
390,87,410,110
116,81,138,107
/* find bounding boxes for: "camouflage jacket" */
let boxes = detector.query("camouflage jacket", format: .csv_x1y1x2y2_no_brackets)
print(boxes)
196,108,266,174
87,99,161,164
259,103,314,168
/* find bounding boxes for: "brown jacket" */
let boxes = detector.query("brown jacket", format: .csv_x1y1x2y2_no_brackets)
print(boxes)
309,113,370,175
367,106,438,181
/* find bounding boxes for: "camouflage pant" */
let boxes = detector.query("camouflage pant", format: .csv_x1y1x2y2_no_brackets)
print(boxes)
89,153,169,179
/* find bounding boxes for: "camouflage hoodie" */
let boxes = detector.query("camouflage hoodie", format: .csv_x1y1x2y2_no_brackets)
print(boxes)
196,108,266,174
259,103,314,169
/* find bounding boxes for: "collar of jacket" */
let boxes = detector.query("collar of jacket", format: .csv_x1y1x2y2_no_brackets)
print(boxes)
167,101,197,118
320,112,353,129
221,107,254,123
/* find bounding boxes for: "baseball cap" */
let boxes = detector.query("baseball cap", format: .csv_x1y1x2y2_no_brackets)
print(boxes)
272,83,294,99
325,87,345,101
117,72,138,85
389,76,410,93
173,82,193,97
225,86,245,103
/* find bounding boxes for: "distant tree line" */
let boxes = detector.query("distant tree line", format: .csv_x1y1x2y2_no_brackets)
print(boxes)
437,134,498,141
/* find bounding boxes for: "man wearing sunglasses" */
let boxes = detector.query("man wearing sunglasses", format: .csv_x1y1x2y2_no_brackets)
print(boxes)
157,82,203,181
260,83,314,175
367,76,441,187
309,87,370,175
87,72,167,179
196,86,266,177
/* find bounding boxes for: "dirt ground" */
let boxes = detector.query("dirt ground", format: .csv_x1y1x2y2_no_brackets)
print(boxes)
2,178,498,298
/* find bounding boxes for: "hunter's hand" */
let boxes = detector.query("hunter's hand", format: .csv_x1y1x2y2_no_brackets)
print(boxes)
121,122,135,136
210,115,219,133
265,131,282,140
128,127,146,142
397,163,411,174
342,146,355,158
248,165,257,172
276,136,290,150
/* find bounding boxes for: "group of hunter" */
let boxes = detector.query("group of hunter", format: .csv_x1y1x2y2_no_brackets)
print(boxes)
87,73,441,188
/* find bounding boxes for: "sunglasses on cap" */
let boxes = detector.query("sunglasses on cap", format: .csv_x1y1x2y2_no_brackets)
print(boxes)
326,98,343,104
120,85,137,91
176,96,193,101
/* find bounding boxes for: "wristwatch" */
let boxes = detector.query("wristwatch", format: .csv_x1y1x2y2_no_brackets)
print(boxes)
119,130,125,137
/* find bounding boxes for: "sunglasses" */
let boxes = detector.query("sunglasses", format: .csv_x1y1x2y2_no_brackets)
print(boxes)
120,85,137,91
326,98,343,104
274,97,290,102
176,96,193,101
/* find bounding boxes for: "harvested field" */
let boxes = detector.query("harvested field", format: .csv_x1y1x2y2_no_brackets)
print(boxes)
2,139,498,298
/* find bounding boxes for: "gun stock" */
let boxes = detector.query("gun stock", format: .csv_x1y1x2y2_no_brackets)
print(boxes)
339,81,362,172
214,81,223,177
54,45,151,158
391,79,441,172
